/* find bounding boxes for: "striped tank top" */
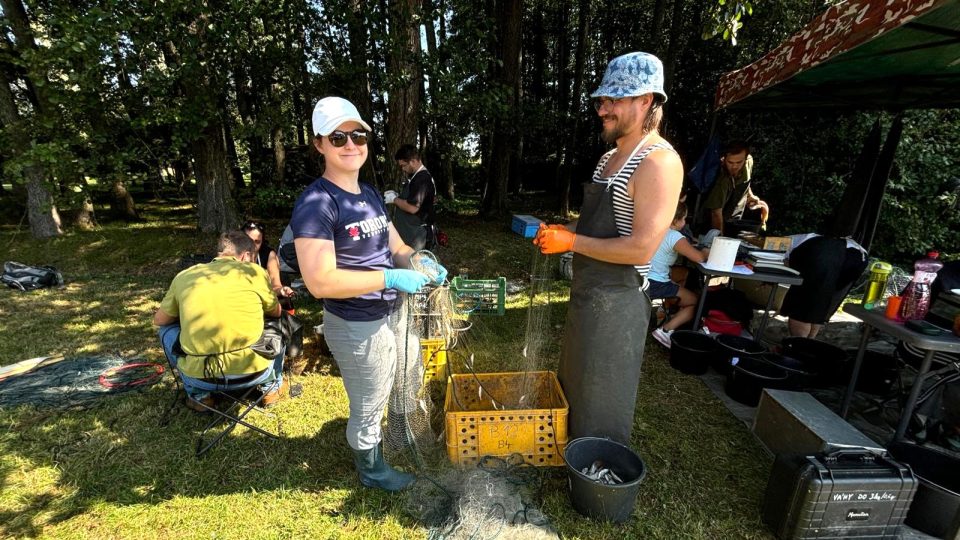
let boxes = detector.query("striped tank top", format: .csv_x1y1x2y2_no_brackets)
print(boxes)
591,141,676,279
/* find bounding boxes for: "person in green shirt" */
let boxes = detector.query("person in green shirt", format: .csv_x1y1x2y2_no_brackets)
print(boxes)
701,140,769,234
154,231,285,411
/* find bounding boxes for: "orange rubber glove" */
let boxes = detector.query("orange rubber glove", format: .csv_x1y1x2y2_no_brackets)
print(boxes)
533,224,576,254
532,223,567,243
532,223,552,246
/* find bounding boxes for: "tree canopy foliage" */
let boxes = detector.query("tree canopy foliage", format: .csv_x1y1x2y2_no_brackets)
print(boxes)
0,0,956,261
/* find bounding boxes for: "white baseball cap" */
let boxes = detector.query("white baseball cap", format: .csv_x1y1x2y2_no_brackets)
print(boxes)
311,97,372,136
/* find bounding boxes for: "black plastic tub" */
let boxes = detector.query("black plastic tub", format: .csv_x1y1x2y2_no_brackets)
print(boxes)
888,441,960,539
714,334,767,375
724,356,789,407
758,352,818,390
780,337,849,386
564,437,647,523
669,330,718,375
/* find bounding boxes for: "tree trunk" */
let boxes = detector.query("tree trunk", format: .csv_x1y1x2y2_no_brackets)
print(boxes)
193,121,239,233
650,0,668,53
223,120,246,191
422,0,455,200
172,156,193,194
482,0,521,217
110,179,139,221
664,0,686,99
73,195,97,230
272,125,286,187
385,0,422,188
555,0,570,120
0,64,61,237
24,175,62,238
347,0,378,187
558,0,591,217
0,0,49,113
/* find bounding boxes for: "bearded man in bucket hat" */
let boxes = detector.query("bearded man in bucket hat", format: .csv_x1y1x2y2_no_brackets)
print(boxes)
533,52,683,445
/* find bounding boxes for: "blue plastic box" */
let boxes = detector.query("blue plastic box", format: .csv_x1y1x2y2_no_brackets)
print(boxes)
511,214,543,238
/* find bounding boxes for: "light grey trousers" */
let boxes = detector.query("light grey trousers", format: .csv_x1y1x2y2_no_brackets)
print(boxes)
322,306,422,451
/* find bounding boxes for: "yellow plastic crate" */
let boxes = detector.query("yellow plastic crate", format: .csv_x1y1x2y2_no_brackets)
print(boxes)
421,338,448,384
444,371,569,467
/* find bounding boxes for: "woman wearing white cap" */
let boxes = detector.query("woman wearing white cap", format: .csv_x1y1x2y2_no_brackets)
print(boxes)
290,96,446,491
533,52,684,445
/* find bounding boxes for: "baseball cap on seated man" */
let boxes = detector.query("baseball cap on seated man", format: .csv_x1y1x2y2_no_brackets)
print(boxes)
591,51,668,103
312,97,373,136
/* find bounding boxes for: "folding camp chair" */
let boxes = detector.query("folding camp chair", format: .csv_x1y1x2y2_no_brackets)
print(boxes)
158,346,282,457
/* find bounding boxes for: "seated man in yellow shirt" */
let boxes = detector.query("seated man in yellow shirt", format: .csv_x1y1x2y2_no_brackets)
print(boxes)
154,231,286,411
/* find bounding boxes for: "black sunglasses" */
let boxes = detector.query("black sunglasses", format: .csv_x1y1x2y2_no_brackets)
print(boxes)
242,221,264,232
328,129,369,148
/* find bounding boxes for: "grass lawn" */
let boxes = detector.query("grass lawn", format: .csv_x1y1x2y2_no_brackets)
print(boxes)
0,196,774,539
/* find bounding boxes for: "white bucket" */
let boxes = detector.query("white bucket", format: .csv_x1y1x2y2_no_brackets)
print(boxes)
705,237,740,271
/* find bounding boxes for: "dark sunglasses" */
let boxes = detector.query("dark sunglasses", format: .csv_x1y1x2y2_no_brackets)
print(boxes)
242,221,264,232
328,129,369,148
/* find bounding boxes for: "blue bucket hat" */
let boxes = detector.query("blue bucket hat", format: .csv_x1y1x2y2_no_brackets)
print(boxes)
591,52,667,103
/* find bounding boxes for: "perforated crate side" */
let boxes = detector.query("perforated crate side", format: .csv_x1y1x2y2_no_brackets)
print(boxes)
421,338,448,384
444,371,569,467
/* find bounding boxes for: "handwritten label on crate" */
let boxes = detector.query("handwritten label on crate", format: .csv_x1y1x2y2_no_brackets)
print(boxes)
478,421,535,455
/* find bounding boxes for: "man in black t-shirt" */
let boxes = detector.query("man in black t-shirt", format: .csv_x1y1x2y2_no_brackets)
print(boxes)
389,144,437,250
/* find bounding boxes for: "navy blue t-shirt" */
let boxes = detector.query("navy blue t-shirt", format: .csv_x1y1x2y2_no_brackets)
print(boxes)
290,177,397,321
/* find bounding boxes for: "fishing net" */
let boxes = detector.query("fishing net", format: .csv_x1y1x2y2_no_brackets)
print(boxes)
406,456,557,540
383,251,470,469
0,355,164,409
381,248,561,539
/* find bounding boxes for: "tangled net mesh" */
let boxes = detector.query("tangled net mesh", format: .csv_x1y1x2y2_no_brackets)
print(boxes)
380,248,561,539
0,355,163,409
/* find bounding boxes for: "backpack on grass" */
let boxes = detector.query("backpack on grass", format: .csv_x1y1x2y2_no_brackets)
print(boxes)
2,261,64,291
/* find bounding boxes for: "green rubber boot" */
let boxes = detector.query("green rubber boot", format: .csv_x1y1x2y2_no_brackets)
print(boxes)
351,443,415,492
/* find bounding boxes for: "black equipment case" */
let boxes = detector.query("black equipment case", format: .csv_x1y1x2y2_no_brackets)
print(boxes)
762,449,917,539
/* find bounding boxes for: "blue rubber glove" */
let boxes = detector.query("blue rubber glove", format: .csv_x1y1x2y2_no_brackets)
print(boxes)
420,259,448,284
383,269,431,293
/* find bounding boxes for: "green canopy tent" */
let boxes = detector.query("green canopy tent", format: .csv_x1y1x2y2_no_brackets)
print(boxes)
713,0,960,249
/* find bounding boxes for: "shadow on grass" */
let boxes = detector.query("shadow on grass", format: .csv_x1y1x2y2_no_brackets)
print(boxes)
0,276,171,362
0,382,420,538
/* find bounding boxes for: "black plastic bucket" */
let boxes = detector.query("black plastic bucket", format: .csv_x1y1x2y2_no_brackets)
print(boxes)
714,334,767,375
564,437,647,523
758,352,817,390
780,337,848,386
669,330,718,375
889,441,960,539
724,356,789,406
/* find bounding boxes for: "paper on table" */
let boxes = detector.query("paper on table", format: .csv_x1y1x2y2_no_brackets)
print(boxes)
748,251,785,261
701,262,754,275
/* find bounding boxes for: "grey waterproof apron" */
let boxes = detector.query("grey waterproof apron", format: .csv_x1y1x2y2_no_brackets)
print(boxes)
392,181,428,251
557,177,650,445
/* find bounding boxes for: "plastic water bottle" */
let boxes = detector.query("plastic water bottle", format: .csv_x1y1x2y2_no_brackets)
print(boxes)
899,251,943,321
861,261,892,309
